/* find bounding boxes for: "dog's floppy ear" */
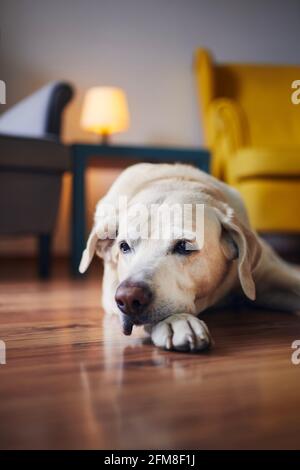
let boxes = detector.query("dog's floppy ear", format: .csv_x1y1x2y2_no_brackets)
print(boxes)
79,218,118,273
215,206,262,301
79,226,98,274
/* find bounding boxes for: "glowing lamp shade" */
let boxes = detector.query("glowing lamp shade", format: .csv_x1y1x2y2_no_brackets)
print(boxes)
81,87,130,140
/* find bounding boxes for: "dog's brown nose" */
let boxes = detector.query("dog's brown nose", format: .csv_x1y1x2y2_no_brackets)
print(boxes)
115,281,153,317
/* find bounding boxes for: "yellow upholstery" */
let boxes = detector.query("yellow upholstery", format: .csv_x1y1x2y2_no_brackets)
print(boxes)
194,48,300,232
227,148,300,182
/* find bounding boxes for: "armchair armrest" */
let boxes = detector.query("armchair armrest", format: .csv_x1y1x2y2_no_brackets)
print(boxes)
228,147,300,183
0,134,71,172
207,98,249,178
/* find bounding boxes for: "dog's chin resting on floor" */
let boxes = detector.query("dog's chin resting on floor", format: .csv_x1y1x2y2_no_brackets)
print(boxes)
79,163,300,353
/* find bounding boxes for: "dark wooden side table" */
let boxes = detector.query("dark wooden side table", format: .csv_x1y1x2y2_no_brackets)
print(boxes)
70,143,210,275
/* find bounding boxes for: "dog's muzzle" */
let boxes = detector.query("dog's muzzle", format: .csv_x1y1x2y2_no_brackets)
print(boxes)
115,280,153,335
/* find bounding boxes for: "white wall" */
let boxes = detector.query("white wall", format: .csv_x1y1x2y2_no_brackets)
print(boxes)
1,0,300,256
2,0,300,147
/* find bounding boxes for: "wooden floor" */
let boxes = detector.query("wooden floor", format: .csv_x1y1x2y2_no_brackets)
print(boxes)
1,260,300,449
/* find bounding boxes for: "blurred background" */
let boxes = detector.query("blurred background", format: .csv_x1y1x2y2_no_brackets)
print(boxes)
2,0,300,452
1,0,300,269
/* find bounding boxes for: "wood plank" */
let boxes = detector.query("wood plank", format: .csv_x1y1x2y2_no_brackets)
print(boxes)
1,264,300,449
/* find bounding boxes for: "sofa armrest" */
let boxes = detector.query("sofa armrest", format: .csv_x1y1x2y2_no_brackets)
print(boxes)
0,134,71,172
0,82,73,140
207,98,249,178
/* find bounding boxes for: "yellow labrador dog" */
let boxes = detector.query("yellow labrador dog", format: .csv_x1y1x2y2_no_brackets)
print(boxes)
80,163,300,352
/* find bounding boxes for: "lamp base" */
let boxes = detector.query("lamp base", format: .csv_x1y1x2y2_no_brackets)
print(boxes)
100,132,110,145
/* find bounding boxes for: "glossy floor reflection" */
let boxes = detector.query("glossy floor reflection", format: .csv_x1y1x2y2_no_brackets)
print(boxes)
1,272,300,449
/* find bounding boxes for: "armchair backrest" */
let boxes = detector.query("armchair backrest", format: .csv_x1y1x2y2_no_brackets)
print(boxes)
0,81,73,140
194,48,300,148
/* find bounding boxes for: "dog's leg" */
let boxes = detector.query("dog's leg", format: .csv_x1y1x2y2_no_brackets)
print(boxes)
254,240,300,311
148,313,212,352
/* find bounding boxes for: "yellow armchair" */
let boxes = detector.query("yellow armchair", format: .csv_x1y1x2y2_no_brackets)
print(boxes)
194,48,300,232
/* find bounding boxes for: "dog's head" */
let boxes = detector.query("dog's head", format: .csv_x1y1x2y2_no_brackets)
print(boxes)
79,185,261,334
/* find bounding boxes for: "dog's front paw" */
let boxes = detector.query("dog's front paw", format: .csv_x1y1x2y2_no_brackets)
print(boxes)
150,313,212,352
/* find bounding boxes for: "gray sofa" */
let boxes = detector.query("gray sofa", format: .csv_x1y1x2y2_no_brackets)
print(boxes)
0,82,74,277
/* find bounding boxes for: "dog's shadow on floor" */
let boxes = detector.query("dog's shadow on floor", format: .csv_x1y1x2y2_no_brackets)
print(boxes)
200,305,300,356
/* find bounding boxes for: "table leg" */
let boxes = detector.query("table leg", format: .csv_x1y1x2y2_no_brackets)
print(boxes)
71,153,86,276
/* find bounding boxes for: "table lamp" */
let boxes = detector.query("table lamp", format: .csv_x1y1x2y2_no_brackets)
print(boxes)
80,87,130,144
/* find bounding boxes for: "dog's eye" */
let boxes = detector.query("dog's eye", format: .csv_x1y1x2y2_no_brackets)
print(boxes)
119,241,131,253
173,240,191,255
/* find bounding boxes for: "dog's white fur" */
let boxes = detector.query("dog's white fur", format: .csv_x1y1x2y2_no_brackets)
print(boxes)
80,163,300,352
